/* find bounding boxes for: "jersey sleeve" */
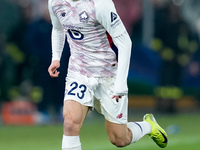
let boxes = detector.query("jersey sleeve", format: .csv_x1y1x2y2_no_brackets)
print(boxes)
48,0,65,62
95,0,132,96
113,31,132,95
48,0,63,30
95,0,126,37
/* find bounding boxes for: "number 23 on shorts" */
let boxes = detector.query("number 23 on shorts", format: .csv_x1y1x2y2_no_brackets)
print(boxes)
67,81,87,99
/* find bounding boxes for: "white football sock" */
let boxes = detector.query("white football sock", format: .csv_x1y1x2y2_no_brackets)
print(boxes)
62,135,82,150
127,121,152,143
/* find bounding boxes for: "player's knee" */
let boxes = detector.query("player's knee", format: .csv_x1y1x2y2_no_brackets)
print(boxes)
109,136,129,147
110,138,127,147
63,116,80,133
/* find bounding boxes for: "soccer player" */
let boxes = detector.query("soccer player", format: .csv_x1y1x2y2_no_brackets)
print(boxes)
47,0,168,149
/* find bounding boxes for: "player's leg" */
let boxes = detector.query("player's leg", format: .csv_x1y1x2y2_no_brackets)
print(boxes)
62,100,89,150
97,77,152,147
61,72,96,150
105,120,132,147
63,100,88,135
97,77,167,147
106,115,168,148
105,119,152,147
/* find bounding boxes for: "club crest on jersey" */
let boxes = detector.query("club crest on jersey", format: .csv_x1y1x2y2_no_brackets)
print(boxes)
111,12,117,22
79,11,89,23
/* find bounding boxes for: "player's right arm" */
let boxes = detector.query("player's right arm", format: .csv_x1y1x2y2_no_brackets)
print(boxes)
48,0,66,77
48,60,60,78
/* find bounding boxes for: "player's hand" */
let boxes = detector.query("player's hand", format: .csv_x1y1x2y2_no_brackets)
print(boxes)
48,60,60,78
112,95,122,102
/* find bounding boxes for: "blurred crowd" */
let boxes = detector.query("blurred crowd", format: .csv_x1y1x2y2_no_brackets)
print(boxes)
0,0,200,116
0,0,70,117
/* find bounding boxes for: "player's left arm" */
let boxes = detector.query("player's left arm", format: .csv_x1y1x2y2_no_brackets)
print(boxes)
95,0,132,101
112,31,132,101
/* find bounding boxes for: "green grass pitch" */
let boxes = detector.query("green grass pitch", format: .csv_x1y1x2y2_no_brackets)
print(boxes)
1,113,200,150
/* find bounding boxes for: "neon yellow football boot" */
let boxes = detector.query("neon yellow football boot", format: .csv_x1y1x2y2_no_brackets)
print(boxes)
143,114,168,148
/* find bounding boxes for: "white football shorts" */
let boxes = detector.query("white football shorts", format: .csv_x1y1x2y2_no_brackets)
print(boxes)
64,71,128,124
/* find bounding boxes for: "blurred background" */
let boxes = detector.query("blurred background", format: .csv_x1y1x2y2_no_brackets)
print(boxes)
0,0,200,139
0,0,200,149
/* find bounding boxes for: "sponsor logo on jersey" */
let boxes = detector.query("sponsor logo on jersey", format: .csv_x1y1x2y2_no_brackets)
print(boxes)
111,12,120,28
111,12,117,22
68,29,84,40
79,11,89,23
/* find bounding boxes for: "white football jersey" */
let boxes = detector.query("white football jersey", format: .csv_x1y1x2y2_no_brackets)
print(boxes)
48,0,126,77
